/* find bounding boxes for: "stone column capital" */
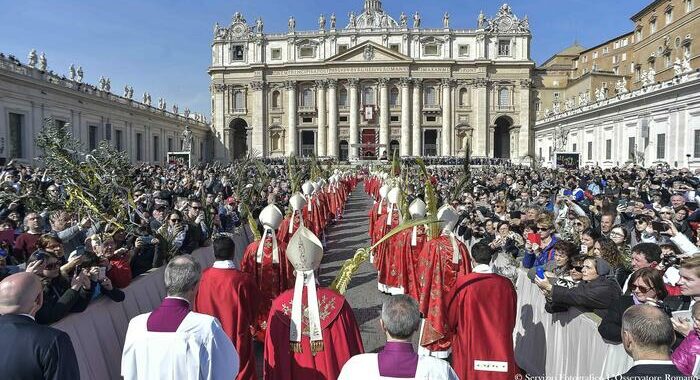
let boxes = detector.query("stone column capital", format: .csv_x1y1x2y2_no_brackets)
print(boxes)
378,78,390,87
250,81,266,91
315,80,327,89
441,78,455,88
327,79,338,88
347,78,359,88
284,80,297,90
399,77,412,87
412,78,423,89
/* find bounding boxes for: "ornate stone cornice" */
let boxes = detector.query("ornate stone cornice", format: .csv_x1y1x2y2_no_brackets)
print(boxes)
250,81,266,91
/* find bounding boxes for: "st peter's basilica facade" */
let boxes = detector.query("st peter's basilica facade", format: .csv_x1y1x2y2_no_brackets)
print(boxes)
209,1,534,162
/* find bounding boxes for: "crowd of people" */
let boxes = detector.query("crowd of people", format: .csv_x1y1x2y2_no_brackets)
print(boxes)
3,155,700,379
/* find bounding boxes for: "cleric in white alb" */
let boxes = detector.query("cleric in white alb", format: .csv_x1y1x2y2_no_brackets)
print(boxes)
121,255,239,380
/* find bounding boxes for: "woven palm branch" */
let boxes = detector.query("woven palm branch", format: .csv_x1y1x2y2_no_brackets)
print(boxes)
415,158,440,239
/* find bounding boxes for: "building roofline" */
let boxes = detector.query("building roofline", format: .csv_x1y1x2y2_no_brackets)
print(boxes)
575,31,634,56
631,0,664,21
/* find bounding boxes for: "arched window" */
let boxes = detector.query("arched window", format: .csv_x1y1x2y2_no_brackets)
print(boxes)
389,87,399,106
363,87,375,105
270,131,281,151
271,91,281,109
459,88,469,106
301,88,314,108
234,90,245,110
338,87,348,107
424,86,437,106
498,88,510,107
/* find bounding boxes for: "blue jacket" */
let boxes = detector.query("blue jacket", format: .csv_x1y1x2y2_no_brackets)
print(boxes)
522,236,559,270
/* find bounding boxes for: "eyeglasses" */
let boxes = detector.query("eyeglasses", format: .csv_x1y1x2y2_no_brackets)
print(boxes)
191,206,202,210
537,227,550,232
635,220,647,225
660,211,672,214
571,266,583,272
170,218,181,223
631,284,651,293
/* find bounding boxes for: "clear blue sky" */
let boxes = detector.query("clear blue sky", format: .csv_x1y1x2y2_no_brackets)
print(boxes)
1,0,644,115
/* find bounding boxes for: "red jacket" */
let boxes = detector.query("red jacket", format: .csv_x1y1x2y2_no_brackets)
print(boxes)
107,256,132,288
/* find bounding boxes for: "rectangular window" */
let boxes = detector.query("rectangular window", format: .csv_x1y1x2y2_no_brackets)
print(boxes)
650,19,657,34
338,45,349,54
548,147,552,161
302,117,313,123
271,48,281,60
497,40,510,56
167,137,173,152
587,141,593,160
605,139,612,160
603,47,609,54
458,45,470,57
539,147,543,159
390,115,399,122
666,9,673,24
136,133,143,161
339,116,348,122
613,67,619,75
389,44,400,52
657,133,666,159
695,130,700,158
665,54,672,67
593,51,598,59
629,137,636,160
88,125,98,151
231,45,244,61
636,29,643,42
299,46,315,58
115,130,123,152
572,143,577,152
424,44,439,56
8,113,23,159
614,41,620,49
687,0,694,13
622,53,627,61
104,123,111,141
153,136,160,162
426,116,436,122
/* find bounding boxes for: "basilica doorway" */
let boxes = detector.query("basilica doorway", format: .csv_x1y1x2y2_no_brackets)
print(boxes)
300,130,315,157
229,118,248,160
361,129,377,159
424,130,438,156
389,140,400,158
339,140,349,162
493,116,512,159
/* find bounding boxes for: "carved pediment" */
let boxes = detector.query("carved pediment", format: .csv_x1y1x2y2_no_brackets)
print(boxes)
419,36,445,44
327,41,411,63
294,38,321,47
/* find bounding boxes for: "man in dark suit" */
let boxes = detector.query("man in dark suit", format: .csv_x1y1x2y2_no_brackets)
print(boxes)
609,304,684,379
0,272,80,379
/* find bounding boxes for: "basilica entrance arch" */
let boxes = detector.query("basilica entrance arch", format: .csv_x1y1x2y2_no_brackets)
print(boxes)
423,130,438,156
229,118,248,160
339,140,349,162
493,116,513,159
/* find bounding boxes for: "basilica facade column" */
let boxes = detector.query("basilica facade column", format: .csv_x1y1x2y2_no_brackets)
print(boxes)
286,80,297,156
316,80,327,156
327,80,338,157
348,78,359,160
441,79,453,156
412,78,422,156
251,81,266,156
379,78,389,157
400,78,411,156
472,79,488,156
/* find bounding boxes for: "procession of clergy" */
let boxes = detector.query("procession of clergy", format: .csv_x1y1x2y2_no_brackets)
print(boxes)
120,169,518,380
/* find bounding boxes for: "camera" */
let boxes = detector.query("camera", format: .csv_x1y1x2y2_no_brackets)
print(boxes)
661,254,681,268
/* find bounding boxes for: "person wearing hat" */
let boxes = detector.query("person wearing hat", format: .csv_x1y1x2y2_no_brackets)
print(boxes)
414,204,472,358
368,183,390,243
263,226,364,380
374,187,403,292
301,181,324,238
390,198,428,300
278,193,307,245
241,204,294,342
535,256,621,317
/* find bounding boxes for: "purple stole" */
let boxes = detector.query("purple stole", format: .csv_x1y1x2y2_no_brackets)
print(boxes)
377,342,419,378
147,297,191,332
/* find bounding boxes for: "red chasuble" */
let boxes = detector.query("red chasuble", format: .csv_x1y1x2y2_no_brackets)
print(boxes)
194,267,261,380
371,208,400,273
389,225,427,299
278,212,303,244
415,235,472,354
263,287,364,380
367,200,386,240
240,235,294,341
446,273,519,380
302,198,324,237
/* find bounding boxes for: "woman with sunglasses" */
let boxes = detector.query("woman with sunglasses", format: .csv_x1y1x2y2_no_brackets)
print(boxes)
24,251,92,324
609,225,631,261
598,267,670,343
157,210,188,257
522,213,558,273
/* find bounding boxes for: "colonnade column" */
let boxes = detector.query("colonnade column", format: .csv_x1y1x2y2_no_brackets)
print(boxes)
348,78,359,161
251,81,266,156
441,78,452,156
379,78,390,157
400,78,411,156
412,78,422,156
327,80,338,157
316,80,327,157
285,80,297,156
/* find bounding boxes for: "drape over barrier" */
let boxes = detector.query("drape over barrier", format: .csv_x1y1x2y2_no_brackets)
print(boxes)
513,269,634,377
52,247,216,380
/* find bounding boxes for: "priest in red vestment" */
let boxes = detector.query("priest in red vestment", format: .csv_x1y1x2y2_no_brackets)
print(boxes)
447,242,519,380
194,235,261,380
301,181,323,237
415,204,472,358
391,198,428,299
278,193,306,244
375,187,404,293
264,226,364,380
240,204,294,341
368,184,390,243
